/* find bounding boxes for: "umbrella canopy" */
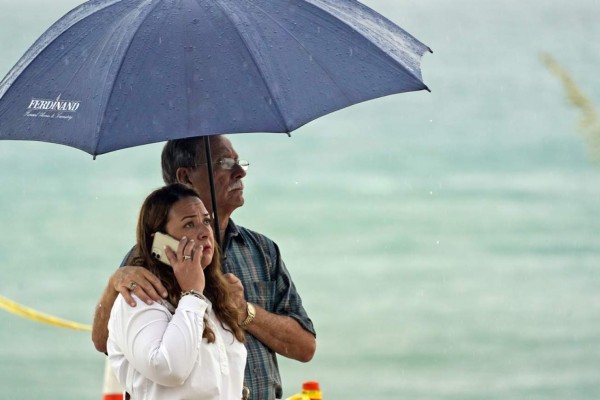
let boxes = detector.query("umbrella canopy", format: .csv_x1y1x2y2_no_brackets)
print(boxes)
0,0,431,157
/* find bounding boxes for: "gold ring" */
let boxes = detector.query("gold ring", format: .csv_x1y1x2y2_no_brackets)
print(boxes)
128,282,137,290
183,255,192,260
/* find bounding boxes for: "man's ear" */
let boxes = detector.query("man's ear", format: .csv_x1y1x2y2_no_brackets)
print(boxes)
175,167,192,185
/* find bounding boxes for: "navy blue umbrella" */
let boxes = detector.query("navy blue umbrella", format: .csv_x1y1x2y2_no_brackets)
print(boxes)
0,0,431,156
0,0,431,242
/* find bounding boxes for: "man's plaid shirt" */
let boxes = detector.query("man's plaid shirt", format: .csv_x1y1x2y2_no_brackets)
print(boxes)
222,220,316,400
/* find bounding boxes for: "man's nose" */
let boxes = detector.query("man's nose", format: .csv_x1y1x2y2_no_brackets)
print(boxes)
232,163,247,178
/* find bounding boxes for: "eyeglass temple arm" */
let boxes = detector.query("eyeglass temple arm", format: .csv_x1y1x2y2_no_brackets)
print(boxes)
203,136,221,248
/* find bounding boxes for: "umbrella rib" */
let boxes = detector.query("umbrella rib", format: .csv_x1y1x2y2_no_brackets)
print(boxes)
210,0,292,132
93,0,165,156
254,0,429,96
0,0,122,97
60,2,133,103
305,0,431,89
243,0,356,105
181,1,194,137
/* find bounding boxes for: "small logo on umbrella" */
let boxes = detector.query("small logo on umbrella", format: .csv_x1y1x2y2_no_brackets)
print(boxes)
25,95,81,121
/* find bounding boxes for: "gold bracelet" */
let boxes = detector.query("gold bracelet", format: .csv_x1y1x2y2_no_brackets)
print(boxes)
181,289,208,302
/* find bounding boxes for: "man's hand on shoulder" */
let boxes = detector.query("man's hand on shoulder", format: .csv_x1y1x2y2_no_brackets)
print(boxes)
92,266,167,353
112,266,167,307
223,273,246,315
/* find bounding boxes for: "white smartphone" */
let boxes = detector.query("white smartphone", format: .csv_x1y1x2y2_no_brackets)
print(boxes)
151,232,180,266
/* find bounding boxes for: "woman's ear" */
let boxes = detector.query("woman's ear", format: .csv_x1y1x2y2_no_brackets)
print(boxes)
175,167,192,185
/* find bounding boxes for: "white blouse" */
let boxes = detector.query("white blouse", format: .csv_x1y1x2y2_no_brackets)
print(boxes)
107,294,247,400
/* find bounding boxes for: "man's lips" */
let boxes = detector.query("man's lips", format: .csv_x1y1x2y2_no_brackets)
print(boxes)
228,181,243,191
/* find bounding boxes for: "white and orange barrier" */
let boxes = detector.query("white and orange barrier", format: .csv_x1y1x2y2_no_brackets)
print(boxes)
102,359,124,400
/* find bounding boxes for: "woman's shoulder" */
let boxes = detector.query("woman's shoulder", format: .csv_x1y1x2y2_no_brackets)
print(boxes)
113,294,174,317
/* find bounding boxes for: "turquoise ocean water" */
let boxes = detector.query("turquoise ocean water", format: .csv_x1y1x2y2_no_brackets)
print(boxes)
1,0,599,398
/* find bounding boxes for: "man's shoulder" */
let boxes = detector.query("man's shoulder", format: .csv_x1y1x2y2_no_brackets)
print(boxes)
234,225,279,254
230,221,277,250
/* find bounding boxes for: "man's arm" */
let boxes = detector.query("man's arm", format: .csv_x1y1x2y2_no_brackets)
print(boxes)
91,283,119,353
91,267,167,353
223,273,316,362
244,304,316,362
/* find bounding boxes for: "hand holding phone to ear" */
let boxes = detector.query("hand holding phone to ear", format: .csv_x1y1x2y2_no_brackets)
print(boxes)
154,233,206,293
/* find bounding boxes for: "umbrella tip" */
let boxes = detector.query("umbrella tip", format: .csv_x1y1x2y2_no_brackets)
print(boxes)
425,85,431,93
93,155,97,160
428,47,433,54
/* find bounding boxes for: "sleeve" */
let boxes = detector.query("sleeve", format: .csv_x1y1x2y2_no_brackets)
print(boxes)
269,240,316,337
119,245,137,267
110,294,208,386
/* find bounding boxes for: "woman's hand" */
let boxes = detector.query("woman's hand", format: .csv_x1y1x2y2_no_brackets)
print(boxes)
165,236,206,293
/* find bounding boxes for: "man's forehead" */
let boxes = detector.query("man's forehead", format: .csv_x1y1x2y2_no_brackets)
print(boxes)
210,136,237,157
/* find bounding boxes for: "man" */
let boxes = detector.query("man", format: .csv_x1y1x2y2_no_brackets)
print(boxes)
92,135,316,399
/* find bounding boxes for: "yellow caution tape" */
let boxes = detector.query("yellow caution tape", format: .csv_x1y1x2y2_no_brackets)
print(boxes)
0,294,91,331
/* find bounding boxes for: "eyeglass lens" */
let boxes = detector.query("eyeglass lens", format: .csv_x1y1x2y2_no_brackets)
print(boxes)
218,158,249,171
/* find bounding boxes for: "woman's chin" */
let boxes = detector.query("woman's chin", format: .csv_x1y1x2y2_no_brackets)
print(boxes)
201,254,213,269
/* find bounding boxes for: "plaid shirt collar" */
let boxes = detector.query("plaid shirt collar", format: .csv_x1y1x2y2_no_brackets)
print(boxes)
223,218,246,247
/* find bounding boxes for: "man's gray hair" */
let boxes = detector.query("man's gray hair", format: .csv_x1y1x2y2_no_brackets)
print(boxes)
161,136,208,184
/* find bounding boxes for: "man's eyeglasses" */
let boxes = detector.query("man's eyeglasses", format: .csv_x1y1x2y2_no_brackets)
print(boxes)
192,158,250,171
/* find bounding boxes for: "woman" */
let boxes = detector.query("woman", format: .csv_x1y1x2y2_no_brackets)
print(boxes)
107,183,247,399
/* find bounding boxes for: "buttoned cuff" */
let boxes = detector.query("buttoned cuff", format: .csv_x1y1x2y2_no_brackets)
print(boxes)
178,294,209,314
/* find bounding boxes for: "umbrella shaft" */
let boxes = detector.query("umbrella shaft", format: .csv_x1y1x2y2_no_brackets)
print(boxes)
204,136,221,248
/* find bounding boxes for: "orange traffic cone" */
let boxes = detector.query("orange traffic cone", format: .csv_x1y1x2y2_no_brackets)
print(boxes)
102,358,123,400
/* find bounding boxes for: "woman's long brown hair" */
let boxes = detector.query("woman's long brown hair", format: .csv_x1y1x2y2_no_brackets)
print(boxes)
134,183,245,343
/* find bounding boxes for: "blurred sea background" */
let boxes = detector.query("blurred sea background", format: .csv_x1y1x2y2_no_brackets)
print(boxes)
1,0,599,399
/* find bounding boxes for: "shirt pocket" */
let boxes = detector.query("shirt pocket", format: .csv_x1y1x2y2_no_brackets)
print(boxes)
250,281,276,311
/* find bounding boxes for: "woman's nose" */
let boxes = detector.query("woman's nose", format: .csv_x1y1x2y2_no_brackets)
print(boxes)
197,225,210,240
